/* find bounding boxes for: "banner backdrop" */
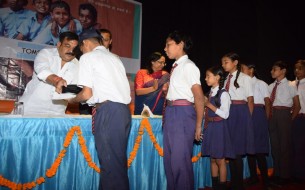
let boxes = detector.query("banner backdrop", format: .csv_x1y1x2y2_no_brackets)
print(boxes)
0,0,141,100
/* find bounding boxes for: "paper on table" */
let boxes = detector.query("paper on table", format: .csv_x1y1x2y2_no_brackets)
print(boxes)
141,104,155,118
52,92,76,100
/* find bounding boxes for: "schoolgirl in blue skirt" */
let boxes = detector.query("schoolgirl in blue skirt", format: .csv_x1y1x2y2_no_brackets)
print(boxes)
202,66,235,190
241,62,271,188
222,52,255,190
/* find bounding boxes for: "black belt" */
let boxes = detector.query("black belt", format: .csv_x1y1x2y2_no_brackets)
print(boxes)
95,100,109,109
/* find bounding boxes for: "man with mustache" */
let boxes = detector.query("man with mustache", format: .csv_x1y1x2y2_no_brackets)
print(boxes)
19,31,79,115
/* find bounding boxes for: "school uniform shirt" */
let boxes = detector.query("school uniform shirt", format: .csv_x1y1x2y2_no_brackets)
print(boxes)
20,48,79,115
293,78,305,114
268,78,297,107
0,8,34,38
251,77,270,104
78,46,131,105
210,86,231,119
166,55,201,103
225,70,253,101
33,19,82,45
17,13,51,41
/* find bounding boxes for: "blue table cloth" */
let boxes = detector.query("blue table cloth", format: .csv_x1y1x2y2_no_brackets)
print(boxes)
0,115,261,190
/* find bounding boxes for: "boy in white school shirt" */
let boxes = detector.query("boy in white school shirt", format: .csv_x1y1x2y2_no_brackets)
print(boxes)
268,60,300,186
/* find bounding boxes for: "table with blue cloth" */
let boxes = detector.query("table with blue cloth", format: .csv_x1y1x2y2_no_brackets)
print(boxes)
0,115,257,190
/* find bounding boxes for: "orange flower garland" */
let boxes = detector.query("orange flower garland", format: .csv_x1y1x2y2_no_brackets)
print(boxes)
46,149,66,177
1,119,202,189
127,118,202,168
75,127,100,173
127,121,145,167
0,126,99,189
192,152,202,162
143,118,163,156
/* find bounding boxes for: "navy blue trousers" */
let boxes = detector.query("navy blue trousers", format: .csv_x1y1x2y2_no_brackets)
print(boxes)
163,105,196,190
94,101,131,190
292,115,305,179
269,109,292,179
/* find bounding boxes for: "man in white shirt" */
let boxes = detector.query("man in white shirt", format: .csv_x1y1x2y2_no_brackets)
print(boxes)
69,29,131,190
19,31,79,115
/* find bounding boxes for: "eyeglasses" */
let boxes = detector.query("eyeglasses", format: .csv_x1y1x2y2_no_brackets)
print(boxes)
156,60,166,66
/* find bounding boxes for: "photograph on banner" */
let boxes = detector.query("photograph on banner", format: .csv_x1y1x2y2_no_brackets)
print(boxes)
0,57,34,100
0,0,142,102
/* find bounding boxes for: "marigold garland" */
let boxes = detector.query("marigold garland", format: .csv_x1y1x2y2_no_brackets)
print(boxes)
0,126,99,189
143,118,163,156
192,152,202,162
127,122,145,167
1,119,202,189
127,118,202,168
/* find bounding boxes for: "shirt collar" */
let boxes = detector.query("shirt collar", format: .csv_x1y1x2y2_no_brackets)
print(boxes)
230,70,238,77
274,77,287,84
94,46,107,51
295,78,305,84
174,55,188,66
211,85,219,93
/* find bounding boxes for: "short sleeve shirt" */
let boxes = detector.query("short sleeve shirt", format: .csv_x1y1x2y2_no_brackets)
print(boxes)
268,78,297,107
225,70,253,101
251,77,270,104
166,55,201,103
78,46,131,105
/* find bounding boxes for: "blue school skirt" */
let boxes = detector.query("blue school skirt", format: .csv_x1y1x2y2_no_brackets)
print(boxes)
201,118,235,159
252,105,269,154
227,101,255,155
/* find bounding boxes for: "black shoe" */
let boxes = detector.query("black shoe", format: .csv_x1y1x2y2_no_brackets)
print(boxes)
268,176,279,183
269,177,290,187
245,177,259,187
263,182,277,190
278,177,291,186
268,177,283,188
263,184,274,190
291,177,305,184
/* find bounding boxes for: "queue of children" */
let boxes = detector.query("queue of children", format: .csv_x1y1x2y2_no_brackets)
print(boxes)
2,4,304,187
199,55,303,190
157,28,305,190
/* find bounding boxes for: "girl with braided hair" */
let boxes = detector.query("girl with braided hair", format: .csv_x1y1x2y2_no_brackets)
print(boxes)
201,66,235,190
221,52,255,190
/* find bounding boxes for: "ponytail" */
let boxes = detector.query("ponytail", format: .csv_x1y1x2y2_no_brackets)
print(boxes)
234,63,240,88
